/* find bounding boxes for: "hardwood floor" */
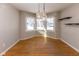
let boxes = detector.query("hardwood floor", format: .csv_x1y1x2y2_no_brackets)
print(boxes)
4,36,79,56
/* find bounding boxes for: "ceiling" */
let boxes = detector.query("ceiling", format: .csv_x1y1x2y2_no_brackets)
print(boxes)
11,3,72,14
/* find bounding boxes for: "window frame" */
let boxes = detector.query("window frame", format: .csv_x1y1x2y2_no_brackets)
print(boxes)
47,17,55,31
25,17,35,31
25,17,55,31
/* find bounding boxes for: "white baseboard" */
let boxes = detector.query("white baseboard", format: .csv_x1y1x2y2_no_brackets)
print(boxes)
21,35,36,40
21,35,59,40
34,35,59,40
0,39,20,56
60,38,79,53
47,36,59,40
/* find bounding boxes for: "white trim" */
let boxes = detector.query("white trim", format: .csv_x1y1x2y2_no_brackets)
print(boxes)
60,38,79,53
34,35,59,40
0,39,20,56
20,35,36,40
34,35,43,37
47,35,59,40
21,35,59,40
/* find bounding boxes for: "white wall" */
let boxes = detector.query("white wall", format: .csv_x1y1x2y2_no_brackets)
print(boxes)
20,11,36,39
60,4,79,51
0,4,20,54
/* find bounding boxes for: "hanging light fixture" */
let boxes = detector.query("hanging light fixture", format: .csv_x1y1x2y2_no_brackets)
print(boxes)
36,3,47,20
36,3,41,19
42,3,47,19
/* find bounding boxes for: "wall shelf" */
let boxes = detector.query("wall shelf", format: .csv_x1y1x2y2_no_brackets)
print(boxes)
65,23,79,25
58,17,72,20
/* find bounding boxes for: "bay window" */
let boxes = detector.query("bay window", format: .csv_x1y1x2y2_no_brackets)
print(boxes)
26,17,55,31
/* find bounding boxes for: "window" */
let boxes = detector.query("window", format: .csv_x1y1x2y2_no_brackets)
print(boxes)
37,19,44,30
26,17,55,31
26,17,35,31
47,18,54,30
36,17,54,30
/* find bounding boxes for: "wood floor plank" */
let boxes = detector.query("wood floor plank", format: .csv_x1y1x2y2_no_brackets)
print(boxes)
4,36,79,56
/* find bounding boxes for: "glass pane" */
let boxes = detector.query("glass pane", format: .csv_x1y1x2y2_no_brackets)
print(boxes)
37,19,44,30
26,18,34,31
47,18,54,30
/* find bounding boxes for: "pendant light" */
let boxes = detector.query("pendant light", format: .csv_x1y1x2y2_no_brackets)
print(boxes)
36,3,47,20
